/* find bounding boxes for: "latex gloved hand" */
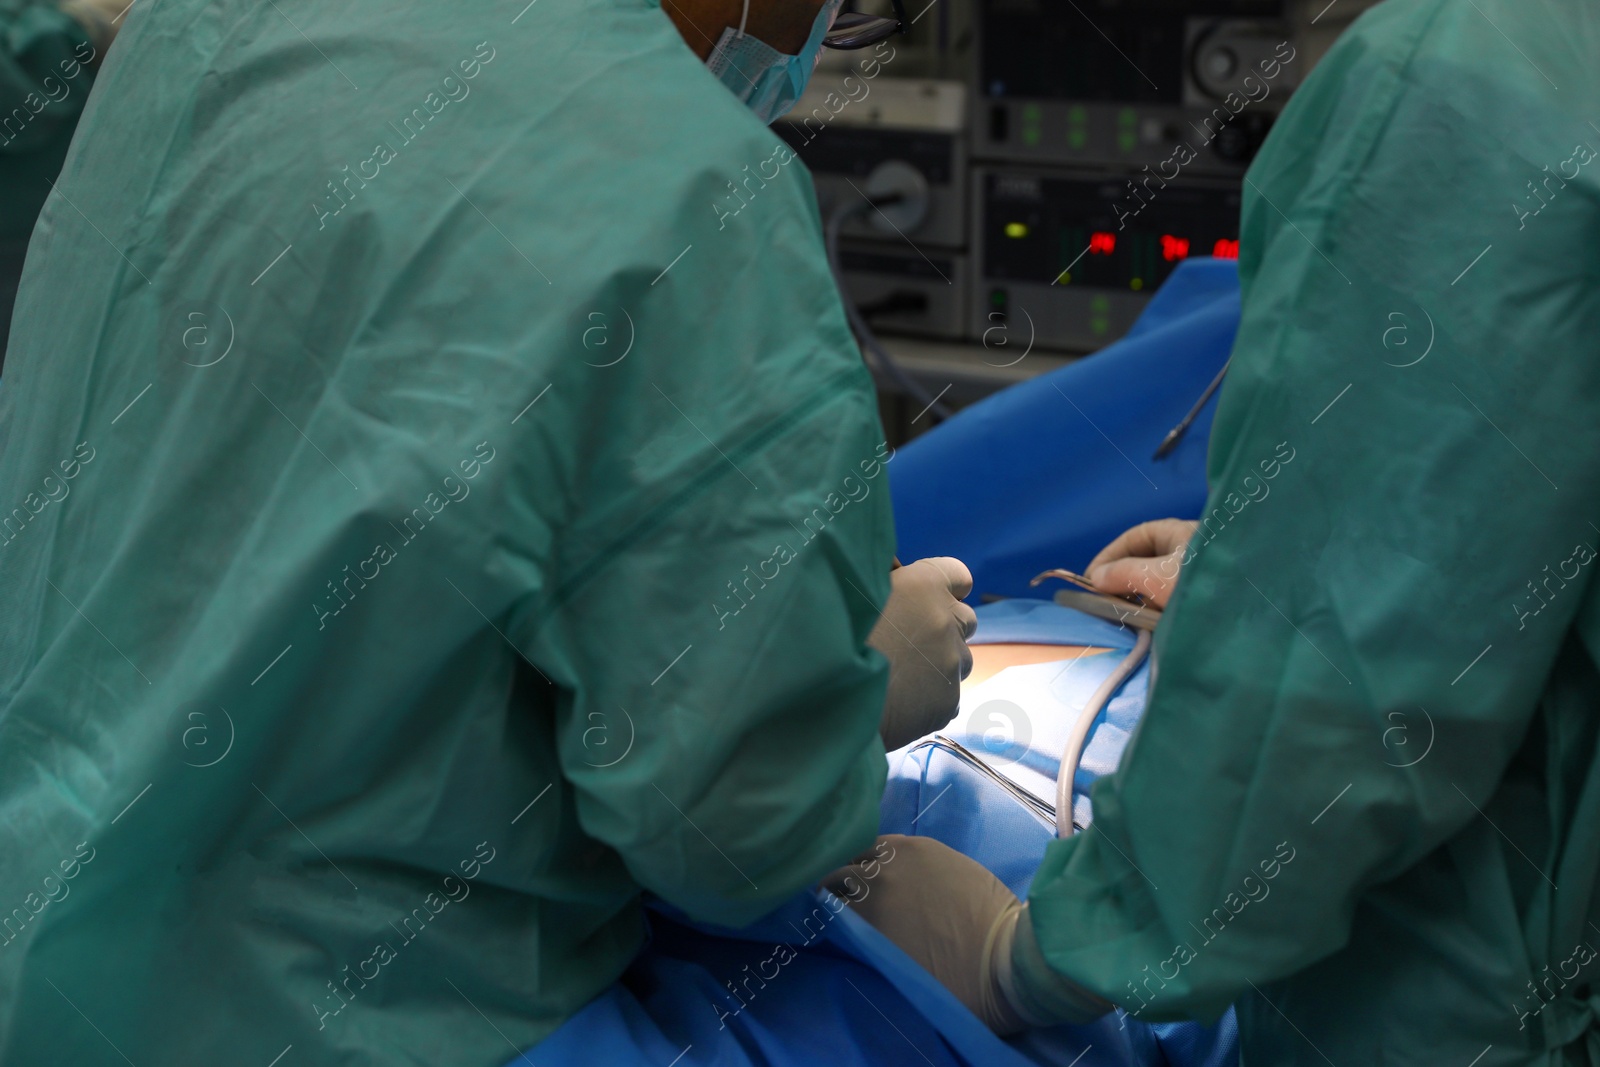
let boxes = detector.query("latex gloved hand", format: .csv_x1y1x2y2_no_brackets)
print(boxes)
821,835,1111,1034
869,557,977,750
1085,519,1199,609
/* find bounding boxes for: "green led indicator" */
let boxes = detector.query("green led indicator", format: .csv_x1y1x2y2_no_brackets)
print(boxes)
1023,104,1043,148
1090,294,1111,336
1117,108,1138,153
1068,106,1089,150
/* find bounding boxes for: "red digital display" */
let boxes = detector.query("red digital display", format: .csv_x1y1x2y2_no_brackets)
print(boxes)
1212,238,1240,260
1160,235,1191,263
1089,231,1117,255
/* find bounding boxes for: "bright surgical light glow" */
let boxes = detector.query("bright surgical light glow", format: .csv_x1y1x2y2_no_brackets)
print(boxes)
1089,231,1116,255
1212,238,1240,259
1005,222,1029,238
1160,234,1191,262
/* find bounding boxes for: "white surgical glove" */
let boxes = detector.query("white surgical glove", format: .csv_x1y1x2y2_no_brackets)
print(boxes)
1085,519,1198,609
870,557,977,750
822,835,1112,1034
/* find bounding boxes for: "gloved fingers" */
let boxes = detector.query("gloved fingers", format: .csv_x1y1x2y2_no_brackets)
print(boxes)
829,838,1113,1037
900,637,961,686
871,557,977,747
937,602,976,682
955,632,974,682
952,600,979,641
824,835,1028,1033
1086,550,1184,608
876,670,960,750
920,556,974,600
1085,522,1161,574
834,834,900,870
905,659,961,705
820,835,906,903
821,864,873,904
829,834,1013,901
1085,519,1197,575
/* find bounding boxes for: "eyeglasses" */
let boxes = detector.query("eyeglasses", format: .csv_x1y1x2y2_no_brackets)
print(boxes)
823,0,906,50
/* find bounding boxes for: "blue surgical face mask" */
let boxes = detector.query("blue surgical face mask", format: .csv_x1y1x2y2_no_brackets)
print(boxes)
706,0,843,124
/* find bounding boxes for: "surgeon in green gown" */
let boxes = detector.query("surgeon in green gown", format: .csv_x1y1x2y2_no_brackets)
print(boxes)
0,0,977,1063
834,0,1600,1062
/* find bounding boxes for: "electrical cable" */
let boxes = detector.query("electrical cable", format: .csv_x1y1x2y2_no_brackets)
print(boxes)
824,196,954,422
1055,628,1151,838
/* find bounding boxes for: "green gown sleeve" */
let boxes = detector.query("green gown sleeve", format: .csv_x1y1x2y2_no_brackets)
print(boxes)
1017,0,1600,1023
504,130,897,927
522,351,895,929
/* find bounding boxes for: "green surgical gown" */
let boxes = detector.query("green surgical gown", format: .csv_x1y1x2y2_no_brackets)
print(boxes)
0,0,895,1063
1022,0,1600,1062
